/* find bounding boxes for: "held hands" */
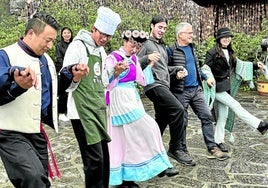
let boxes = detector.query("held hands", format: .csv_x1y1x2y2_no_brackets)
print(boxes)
206,77,215,87
148,60,156,67
72,64,90,82
176,68,188,80
148,51,161,64
114,60,129,77
257,61,266,70
14,66,37,89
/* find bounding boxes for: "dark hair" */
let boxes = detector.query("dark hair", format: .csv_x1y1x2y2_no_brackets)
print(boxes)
150,15,168,29
25,12,60,35
215,39,236,64
150,15,168,44
61,27,73,43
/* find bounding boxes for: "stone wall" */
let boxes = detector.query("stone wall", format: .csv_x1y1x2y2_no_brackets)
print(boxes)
10,0,43,18
9,0,268,42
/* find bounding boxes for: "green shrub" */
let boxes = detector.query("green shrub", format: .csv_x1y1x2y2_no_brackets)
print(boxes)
0,15,25,48
1,0,268,66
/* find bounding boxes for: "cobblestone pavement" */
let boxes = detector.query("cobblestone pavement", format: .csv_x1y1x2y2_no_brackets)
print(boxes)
1,91,268,188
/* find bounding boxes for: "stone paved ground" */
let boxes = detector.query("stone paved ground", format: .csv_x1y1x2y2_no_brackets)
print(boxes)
1,91,268,188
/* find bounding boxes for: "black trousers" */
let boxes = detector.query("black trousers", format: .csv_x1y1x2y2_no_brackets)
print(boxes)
71,120,110,188
58,92,68,114
58,75,68,114
145,86,185,151
0,130,50,188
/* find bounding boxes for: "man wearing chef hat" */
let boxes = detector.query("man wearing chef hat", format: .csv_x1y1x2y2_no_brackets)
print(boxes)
60,6,121,187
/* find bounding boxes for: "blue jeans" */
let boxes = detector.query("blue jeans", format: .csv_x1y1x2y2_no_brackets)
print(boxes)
173,86,217,150
214,91,261,143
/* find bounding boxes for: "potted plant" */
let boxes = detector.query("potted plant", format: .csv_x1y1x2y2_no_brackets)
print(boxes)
256,69,268,96
254,40,268,95
257,76,268,96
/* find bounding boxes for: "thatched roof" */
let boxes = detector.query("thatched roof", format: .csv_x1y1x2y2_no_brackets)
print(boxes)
192,0,268,7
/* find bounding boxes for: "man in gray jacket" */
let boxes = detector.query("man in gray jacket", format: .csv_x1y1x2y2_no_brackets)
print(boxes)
138,15,196,167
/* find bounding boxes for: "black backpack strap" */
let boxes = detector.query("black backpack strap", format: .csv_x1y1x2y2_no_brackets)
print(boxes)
58,40,90,93
78,40,90,57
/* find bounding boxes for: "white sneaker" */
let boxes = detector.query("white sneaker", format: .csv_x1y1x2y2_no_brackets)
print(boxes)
59,114,69,122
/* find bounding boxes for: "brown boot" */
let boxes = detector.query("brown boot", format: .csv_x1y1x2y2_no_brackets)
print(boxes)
207,147,230,161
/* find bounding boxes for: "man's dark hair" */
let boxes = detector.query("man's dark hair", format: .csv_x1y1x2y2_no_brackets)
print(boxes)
150,15,168,27
25,12,60,35
150,15,168,45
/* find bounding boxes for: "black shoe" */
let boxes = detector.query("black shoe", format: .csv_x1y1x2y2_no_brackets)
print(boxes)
257,121,268,135
157,167,179,177
120,181,140,188
167,150,196,166
129,182,140,188
217,143,228,152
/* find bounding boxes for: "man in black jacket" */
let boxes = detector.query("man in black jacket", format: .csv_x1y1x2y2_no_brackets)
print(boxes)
167,22,229,162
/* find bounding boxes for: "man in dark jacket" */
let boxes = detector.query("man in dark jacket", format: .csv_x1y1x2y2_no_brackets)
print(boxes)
138,15,195,167
167,22,229,162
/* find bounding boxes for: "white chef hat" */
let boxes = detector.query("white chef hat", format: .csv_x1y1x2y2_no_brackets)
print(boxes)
94,6,121,36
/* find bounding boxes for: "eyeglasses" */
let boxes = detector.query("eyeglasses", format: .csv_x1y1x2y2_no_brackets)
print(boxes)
129,37,143,50
96,29,112,40
181,32,194,35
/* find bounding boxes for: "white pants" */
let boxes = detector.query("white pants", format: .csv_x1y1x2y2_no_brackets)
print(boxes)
214,91,262,144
